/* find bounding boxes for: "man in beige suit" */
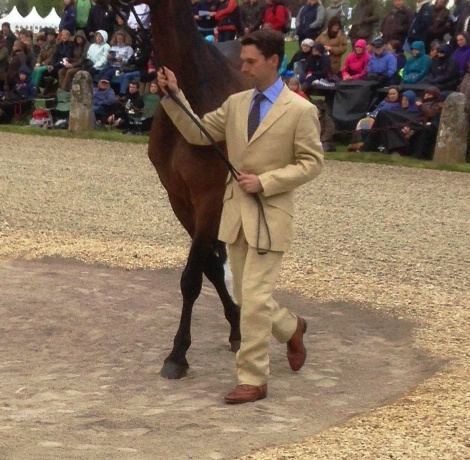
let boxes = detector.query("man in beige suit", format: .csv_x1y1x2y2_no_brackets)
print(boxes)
157,29,323,404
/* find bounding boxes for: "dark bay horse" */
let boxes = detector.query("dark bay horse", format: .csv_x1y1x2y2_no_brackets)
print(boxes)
106,0,251,379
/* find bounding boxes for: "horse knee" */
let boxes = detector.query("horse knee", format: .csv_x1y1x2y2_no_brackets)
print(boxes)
180,269,202,304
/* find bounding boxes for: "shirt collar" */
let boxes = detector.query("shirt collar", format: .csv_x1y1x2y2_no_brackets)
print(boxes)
253,77,284,104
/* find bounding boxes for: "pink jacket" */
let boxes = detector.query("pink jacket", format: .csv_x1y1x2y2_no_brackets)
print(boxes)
341,39,370,80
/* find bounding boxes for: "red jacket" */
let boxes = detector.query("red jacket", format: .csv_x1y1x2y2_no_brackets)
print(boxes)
215,0,238,32
263,3,286,32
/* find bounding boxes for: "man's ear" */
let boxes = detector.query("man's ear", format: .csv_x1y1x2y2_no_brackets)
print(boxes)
270,54,280,69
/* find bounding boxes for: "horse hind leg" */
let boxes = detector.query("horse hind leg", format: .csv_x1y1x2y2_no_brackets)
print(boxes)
204,241,241,352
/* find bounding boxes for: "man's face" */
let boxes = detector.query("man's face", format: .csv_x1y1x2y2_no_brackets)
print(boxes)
129,84,138,93
240,44,279,91
394,0,404,9
2,26,9,35
373,46,384,55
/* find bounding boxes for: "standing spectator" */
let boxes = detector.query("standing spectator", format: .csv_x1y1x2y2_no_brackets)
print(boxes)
76,0,93,32
58,30,89,91
452,32,470,76
86,29,110,76
0,36,8,91
1,22,17,54
323,0,348,30
341,38,370,80
349,0,380,47
366,37,398,86
407,0,433,52
60,0,77,35
87,0,116,42
296,0,325,44
402,40,431,83
452,0,470,37
381,0,413,47
422,42,460,90
127,3,151,30
313,100,337,152
239,0,265,37
428,0,451,45
193,0,218,37
214,0,240,42
315,17,348,78
263,0,287,33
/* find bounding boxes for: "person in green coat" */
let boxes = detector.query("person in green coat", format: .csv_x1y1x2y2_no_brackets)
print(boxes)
76,0,93,32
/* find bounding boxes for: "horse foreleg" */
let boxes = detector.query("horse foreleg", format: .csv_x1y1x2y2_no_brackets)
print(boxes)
160,241,206,379
203,244,240,352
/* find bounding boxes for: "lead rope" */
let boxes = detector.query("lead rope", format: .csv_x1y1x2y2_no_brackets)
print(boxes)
109,1,271,254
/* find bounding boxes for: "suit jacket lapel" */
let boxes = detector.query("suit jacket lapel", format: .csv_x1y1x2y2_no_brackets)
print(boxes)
247,86,291,144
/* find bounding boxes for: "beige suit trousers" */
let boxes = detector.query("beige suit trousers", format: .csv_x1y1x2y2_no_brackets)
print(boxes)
228,228,298,386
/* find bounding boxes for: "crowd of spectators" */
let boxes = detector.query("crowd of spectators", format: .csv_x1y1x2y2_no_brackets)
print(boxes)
2,0,470,153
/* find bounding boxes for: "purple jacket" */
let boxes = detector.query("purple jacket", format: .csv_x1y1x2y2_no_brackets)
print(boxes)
452,44,470,77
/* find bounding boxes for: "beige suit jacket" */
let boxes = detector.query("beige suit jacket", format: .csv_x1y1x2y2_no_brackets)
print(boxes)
161,85,324,252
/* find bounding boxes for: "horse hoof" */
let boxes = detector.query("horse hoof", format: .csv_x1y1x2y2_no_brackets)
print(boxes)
230,339,241,353
160,361,189,379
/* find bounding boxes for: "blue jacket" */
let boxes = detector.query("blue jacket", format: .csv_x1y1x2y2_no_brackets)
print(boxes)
93,86,115,108
59,4,77,35
367,50,397,77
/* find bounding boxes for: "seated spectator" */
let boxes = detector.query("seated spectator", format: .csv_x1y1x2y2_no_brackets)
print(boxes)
395,86,443,159
300,42,331,91
58,30,89,92
239,0,265,37
458,60,470,116
341,39,369,81
286,38,314,79
93,77,116,125
347,86,402,151
315,17,348,79
452,32,470,77
99,30,134,81
366,37,398,86
107,79,144,130
86,30,110,77
2,22,17,54
31,29,57,88
115,30,152,97
0,36,8,91
359,90,419,153
86,0,116,42
140,80,160,131
41,29,74,96
422,43,460,90
33,32,46,58
287,76,308,98
296,0,325,44
6,40,27,90
428,39,441,60
388,40,406,77
0,65,37,123
111,10,133,45
428,0,451,45
402,40,431,84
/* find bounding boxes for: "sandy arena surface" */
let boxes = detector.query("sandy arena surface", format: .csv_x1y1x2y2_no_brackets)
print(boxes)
0,133,469,459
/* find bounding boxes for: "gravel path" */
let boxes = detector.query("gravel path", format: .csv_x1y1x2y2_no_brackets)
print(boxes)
1,133,469,459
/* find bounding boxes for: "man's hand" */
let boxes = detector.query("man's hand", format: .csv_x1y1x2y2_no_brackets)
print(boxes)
237,172,263,194
156,66,180,96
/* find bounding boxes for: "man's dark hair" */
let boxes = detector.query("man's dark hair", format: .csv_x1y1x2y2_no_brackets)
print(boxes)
240,29,285,70
129,80,140,88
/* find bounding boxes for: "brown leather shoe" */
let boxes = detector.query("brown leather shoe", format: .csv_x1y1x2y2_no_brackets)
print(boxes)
287,316,307,371
224,384,267,404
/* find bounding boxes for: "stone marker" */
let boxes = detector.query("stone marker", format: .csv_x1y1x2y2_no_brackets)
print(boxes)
434,92,468,164
68,71,94,133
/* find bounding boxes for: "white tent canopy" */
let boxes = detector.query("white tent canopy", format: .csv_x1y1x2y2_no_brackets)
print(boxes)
22,6,46,31
1,7,60,32
42,8,61,30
